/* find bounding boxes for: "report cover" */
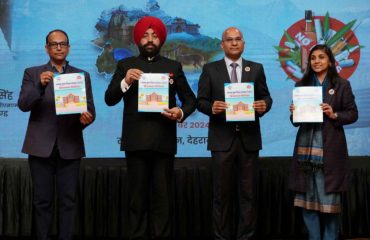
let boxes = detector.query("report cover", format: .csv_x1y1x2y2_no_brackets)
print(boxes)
224,82,255,122
138,73,169,112
293,86,323,123
53,72,87,115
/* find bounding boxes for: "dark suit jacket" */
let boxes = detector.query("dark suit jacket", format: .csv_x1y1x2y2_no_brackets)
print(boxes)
18,62,96,159
105,55,196,155
289,77,358,193
197,58,272,151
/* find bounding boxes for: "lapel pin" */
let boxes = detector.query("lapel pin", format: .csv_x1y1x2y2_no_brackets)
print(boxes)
245,66,251,72
329,89,335,95
169,78,174,84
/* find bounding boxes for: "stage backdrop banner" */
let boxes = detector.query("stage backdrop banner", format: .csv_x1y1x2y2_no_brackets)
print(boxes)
1,0,370,157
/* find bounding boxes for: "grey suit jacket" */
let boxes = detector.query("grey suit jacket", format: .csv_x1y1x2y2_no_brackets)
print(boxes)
197,58,272,151
18,62,95,159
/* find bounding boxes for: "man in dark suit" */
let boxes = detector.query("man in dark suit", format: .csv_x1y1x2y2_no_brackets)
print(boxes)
18,29,95,240
197,27,272,240
105,16,196,240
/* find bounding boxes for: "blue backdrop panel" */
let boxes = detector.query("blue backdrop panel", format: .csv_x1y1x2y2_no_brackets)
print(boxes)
0,0,369,157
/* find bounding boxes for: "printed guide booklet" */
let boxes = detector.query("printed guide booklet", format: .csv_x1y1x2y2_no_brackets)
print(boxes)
292,86,323,123
138,73,169,112
53,72,87,115
224,82,255,122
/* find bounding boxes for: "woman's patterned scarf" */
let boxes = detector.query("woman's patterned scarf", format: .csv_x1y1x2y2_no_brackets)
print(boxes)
296,74,327,172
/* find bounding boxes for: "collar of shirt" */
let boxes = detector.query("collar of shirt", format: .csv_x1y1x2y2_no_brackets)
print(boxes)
49,61,68,74
224,57,242,82
138,54,161,63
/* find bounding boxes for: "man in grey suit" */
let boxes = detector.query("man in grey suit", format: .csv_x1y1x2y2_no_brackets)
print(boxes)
197,27,272,240
18,29,95,240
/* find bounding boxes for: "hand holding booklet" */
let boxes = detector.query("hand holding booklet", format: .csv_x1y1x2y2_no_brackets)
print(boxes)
53,72,87,115
292,86,323,123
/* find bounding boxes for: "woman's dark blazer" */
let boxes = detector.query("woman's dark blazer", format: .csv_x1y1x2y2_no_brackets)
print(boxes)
289,77,358,193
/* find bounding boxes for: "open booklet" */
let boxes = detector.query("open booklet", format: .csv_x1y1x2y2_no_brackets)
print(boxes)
53,72,87,115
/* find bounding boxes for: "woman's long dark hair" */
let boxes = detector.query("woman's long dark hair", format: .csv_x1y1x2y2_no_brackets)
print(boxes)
300,44,339,86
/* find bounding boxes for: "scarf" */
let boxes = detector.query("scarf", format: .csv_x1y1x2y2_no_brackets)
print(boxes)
296,74,326,172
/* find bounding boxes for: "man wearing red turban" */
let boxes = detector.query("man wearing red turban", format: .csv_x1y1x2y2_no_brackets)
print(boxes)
133,16,167,47
105,16,196,240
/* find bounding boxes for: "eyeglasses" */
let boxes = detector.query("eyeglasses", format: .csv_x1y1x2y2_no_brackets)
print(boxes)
223,37,244,43
48,42,69,49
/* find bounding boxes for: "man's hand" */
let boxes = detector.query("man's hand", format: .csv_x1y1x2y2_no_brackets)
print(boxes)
40,71,54,87
212,101,228,114
80,112,94,125
125,69,143,85
253,100,267,115
162,107,182,121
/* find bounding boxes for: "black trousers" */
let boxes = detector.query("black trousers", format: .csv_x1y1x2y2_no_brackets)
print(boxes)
212,136,258,240
28,148,80,240
125,150,174,240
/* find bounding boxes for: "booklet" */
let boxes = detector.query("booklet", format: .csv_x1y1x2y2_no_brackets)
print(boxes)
224,82,255,122
138,73,169,112
53,72,87,115
292,86,323,123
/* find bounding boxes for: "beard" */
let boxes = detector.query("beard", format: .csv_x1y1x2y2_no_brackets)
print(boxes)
138,42,161,58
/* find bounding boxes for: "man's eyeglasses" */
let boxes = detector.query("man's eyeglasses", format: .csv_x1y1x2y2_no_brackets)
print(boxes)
223,37,243,43
48,42,69,49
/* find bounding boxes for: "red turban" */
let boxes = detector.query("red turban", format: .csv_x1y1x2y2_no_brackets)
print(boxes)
133,16,167,45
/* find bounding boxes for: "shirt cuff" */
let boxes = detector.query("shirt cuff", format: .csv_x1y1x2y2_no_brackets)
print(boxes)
120,78,131,93
177,108,184,122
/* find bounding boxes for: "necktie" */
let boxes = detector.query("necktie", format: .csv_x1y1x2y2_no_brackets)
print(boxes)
230,62,238,83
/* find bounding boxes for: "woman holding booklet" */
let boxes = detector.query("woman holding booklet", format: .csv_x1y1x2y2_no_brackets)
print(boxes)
288,44,358,240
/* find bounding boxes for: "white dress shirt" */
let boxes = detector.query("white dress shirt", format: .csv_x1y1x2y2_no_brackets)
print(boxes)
224,57,242,83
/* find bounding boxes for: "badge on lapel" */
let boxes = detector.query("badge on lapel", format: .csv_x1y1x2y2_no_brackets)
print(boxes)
245,66,251,72
328,89,335,95
169,72,174,85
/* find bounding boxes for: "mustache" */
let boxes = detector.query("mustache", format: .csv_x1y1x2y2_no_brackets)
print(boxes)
143,43,157,48
139,42,161,57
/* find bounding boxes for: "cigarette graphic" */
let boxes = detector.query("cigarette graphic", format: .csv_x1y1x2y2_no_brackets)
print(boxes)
314,19,325,44
324,29,335,41
284,41,296,49
338,59,355,68
335,45,360,62
286,60,301,71
279,48,293,54
330,19,361,53
286,66,303,79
